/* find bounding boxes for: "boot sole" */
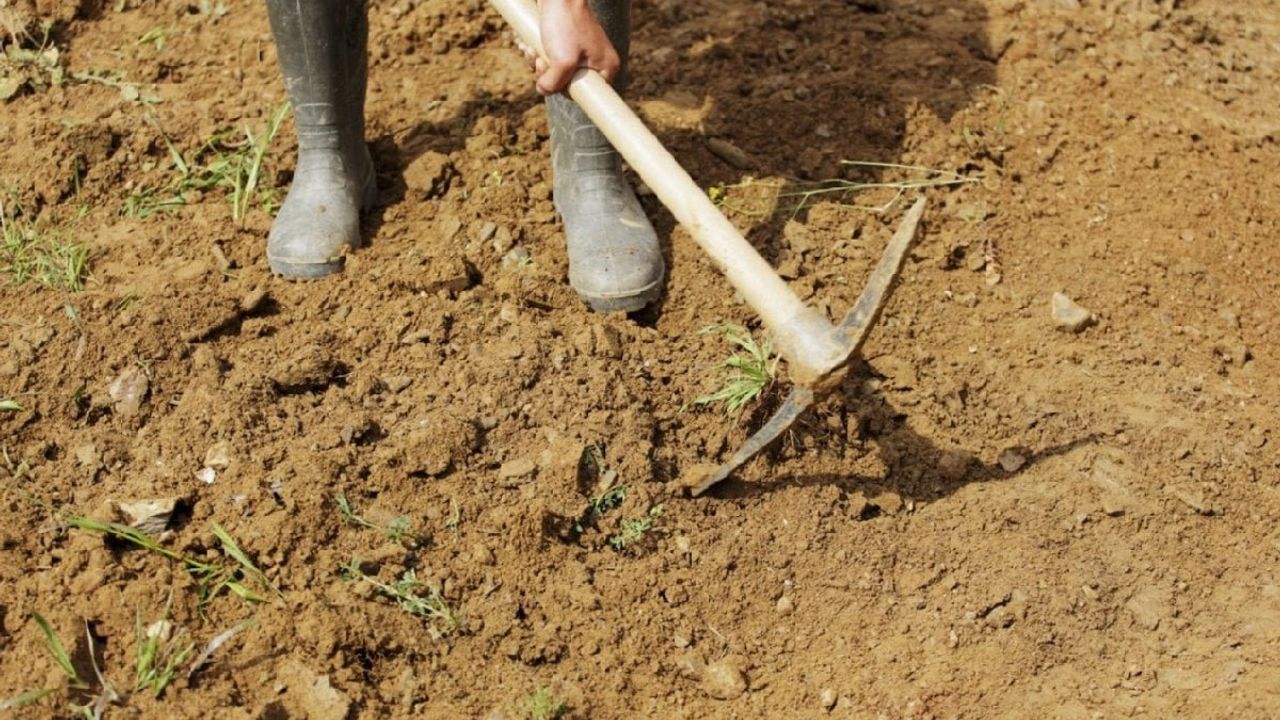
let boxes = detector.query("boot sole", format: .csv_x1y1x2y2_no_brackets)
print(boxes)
268,168,378,281
577,279,663,314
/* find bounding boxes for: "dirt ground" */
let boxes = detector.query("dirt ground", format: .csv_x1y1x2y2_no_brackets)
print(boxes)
2,0,1279,717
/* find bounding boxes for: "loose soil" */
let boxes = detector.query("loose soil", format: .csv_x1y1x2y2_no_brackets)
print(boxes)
2,0,1279,717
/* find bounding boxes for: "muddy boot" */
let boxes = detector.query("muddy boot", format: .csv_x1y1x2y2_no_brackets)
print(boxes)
265,0,375,279
547,0,664,312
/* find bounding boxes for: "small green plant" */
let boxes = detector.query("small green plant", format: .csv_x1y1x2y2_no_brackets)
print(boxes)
122,102,288,222
31,612,86,690
513,687,568,720
66,515,278,611
133,597,194,698
341,560,463,640
1,192,91,291
0,399,22,411
689,323,776,413
608,505,663,552
71,69,158,104
573,482,627,535
0,25,65,100
334,494,425,548
0,688,55,711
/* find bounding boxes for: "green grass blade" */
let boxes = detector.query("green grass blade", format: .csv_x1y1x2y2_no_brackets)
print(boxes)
0,688,55,710
30,612,83,687
211,522,280,597
0,399,22,411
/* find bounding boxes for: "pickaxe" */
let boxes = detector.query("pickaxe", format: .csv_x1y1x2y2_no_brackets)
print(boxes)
489,0,926,496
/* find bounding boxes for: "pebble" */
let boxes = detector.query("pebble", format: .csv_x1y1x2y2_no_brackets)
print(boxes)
775,596,795,615
116,497,177,535
501,246,531,269
203,441,233,471
1051,292,1095,333
498,457,537,481
998,447,1029,473
1125,587,1168,630
706,137,753,169
936,450,973,482
701,659,747,700
820,688,837,710
107,365,149,417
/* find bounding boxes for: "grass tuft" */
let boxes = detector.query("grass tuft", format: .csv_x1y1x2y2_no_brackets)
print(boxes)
134,597,194,698
66,514,278,611
608,505,663,552
334,494,426,548
342,560,464,640
122,102,289,222
1,192,91,291
689,323,776,413
513,687,568,720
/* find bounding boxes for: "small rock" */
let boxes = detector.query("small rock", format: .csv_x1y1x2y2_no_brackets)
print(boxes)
1125,587,1169,630
203,441,233,471
701,659,747,700
1051,292,1095,333
871,489,904,515
673,634,691,649
381,375,413,393
117,498,177,535
674,652,705,681
239,287,269,314
706,137,753,169
74,444,100,468
936,450,973,482
195,467,216,485
775,596,795,615
501,246,531,269
269,344,337,392
498,457,537,481
819,688,837,711
998,447,1029,473
1167,484,1218,515
470,543,495,566
107,365,150,417
403,151,454,199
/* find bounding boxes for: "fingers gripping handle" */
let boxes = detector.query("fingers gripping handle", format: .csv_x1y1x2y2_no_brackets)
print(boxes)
488,0,843,381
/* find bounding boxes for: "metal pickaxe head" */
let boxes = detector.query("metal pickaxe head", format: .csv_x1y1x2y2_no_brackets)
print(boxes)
689,196,926,496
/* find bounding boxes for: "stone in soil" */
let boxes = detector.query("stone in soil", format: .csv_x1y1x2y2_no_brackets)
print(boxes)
107,365,149,417
701,658,748,700
1051,292,1095,333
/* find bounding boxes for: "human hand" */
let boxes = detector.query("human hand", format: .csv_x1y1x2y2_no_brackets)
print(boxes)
520,0,620,95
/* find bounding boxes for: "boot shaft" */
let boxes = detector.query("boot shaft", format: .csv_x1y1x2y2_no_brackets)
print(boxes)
266,0,368,152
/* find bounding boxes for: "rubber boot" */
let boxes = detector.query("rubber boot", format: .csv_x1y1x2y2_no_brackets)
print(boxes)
547,0,664,312
265,0,376,279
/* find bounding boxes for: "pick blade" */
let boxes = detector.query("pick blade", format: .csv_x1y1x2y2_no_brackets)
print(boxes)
834,196,925,349
690,386,814,497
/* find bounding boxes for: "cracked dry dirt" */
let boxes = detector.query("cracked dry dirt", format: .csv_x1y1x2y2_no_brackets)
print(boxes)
2,0,1279,718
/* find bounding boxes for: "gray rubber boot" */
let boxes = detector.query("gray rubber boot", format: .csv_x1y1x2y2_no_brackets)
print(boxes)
265,0,375,279
547,0,664,313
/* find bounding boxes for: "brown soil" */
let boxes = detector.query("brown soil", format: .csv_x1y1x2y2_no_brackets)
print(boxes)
3,0,1279,717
